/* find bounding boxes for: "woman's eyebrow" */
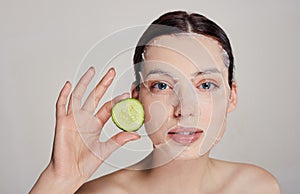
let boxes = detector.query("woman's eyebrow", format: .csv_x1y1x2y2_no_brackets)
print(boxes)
191,68,221,77
145,69,175,78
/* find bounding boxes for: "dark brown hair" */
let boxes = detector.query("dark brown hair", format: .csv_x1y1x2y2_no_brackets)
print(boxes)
133,10,234,89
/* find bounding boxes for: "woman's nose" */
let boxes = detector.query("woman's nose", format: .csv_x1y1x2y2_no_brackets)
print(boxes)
172,84,198,118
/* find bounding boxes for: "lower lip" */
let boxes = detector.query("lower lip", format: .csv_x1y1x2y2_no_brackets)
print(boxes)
168,131,203,145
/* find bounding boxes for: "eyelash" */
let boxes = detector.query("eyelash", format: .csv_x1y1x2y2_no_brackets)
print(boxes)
197,81,219,92
150,82,172,91
149,80,219,93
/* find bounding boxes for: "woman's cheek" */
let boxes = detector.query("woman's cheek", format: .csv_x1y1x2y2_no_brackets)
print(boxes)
143,100,169,135
196,100,213,129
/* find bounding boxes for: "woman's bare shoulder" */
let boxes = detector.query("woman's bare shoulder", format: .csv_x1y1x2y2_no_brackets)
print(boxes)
237,163,281,194
75,169,139,194
212,159,281,194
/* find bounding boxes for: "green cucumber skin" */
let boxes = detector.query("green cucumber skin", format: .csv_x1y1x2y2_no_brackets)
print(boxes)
112,98,144,132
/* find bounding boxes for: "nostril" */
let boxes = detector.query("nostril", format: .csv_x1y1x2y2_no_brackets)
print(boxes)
174,106,181,117
174,105,197,118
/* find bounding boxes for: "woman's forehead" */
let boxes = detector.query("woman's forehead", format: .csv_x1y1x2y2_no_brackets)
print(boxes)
142,34,227,77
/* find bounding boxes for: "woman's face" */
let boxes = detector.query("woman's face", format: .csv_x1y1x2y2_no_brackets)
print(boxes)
134,34,236,159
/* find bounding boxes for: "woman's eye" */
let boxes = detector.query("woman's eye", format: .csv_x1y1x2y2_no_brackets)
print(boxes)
152,82,170,90
198,82,217,91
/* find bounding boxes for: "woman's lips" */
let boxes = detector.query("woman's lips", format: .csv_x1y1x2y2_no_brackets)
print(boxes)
167,128,203,145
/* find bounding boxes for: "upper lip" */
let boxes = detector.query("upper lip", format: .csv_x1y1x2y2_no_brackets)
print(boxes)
168,127,204,134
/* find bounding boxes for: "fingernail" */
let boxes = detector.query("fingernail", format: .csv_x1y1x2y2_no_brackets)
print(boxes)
120,92,130,99
106,67,114,75
125,133,140,141
130,132,141,140
88,66,95,75
65,81,71,87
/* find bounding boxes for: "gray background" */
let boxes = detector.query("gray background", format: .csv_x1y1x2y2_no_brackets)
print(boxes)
0,0,299,193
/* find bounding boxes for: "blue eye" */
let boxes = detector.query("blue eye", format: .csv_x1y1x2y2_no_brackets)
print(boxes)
153,82,169,90
199,82,217,91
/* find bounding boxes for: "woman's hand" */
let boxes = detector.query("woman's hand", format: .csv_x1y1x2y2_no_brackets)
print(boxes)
30,67,140,193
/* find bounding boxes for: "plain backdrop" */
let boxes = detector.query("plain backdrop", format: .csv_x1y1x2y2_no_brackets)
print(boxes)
0,0,299,193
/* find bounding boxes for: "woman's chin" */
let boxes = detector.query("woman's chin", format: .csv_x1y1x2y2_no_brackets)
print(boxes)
153,139,207,161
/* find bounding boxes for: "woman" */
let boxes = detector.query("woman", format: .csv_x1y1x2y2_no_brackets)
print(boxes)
30,11,281,193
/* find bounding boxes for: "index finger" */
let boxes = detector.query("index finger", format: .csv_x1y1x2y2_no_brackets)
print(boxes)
81,68,116,113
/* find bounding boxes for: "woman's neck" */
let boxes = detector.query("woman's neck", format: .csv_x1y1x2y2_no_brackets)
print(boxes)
150,149,212,178
132,148,216,192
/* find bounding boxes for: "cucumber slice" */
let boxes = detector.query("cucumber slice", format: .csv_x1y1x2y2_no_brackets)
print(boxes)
112,98,144,132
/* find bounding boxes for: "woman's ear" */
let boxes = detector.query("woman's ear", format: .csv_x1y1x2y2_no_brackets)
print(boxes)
227,81,238,113
131,82,139,99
